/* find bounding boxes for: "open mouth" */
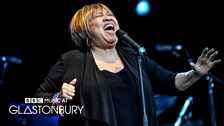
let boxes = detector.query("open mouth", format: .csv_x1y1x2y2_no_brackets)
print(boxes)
104,24,115,31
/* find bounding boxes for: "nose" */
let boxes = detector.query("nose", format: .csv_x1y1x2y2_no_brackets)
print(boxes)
103,18,112,22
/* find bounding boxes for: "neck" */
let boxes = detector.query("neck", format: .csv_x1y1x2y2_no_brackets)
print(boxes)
91,47,119,63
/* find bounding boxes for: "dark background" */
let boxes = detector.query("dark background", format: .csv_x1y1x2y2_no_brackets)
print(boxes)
0,0,223,126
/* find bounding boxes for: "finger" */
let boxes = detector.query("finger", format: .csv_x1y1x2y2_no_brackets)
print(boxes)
208,51,218,60
62,93,73,100
201,47,209,56
190,62,196,70
64,84,75,93
69,78,77,85
206,48,214,58
66,84,75,90
63,89,75,97
190,62,195,67
68,78,77,91
212,59,221,66
63,78,77,91
62,83,75,91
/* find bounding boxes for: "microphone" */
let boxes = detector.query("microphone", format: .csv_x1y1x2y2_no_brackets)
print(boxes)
0,56,23,64
155,44,183,52
174,96,193,126
116,29,146,54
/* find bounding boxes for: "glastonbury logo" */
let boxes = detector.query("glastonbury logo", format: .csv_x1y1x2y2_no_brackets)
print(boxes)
9,98,84,115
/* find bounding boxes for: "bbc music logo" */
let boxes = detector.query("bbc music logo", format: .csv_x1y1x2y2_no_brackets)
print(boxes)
25,98,43,104
24,98,68,104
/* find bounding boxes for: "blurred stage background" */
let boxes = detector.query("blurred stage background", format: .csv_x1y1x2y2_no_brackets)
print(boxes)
0,0,223,126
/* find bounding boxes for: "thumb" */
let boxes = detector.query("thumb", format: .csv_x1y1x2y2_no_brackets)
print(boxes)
190,62,197,71
190,62,195,68
69,78,77,85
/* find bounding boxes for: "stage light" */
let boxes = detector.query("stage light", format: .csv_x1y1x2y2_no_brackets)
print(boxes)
136,0,151,16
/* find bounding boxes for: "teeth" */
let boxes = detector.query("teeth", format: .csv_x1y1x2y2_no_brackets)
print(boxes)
104,24,114,30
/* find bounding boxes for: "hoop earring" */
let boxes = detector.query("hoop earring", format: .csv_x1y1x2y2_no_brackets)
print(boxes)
86,38,91,47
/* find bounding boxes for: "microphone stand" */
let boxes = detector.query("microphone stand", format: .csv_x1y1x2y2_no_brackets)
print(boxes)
206,74,217,126
174,96,193,126
137,47,148,126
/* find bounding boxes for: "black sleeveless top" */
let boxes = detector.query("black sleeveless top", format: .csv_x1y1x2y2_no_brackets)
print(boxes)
101,68,141,126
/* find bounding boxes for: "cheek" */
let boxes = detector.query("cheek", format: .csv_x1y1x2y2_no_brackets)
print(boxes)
90,19,102,28
90,20,103,31
89,24,102,36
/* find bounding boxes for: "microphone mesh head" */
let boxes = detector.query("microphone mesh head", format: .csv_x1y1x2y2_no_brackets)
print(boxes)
116,29,127,38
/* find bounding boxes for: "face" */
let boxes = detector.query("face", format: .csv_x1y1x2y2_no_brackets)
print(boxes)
89,9,120,49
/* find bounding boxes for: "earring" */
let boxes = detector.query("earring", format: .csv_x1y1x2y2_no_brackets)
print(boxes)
86,38,91,47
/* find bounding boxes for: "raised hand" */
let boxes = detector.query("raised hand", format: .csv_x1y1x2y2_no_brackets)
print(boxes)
190,47,221,76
